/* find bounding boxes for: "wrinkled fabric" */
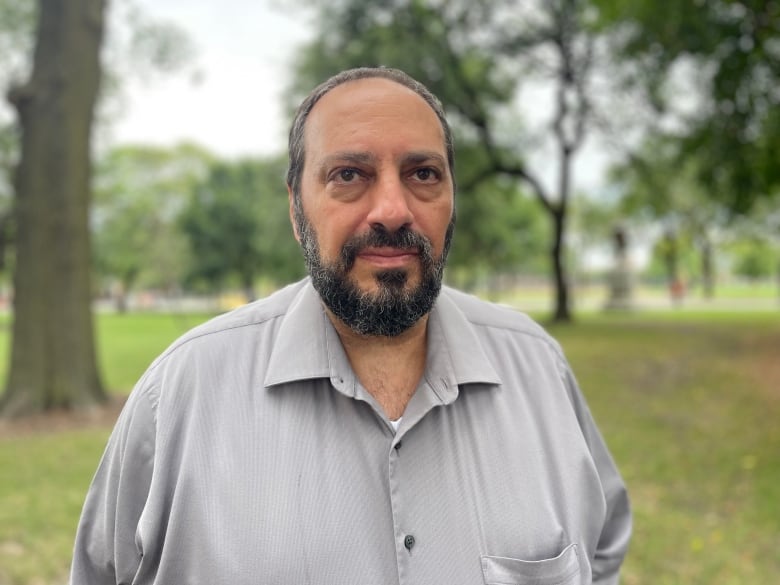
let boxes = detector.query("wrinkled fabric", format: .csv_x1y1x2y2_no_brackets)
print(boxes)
71,279,631,585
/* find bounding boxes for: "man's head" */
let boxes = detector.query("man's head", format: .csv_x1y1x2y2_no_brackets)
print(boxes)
287,67,456,337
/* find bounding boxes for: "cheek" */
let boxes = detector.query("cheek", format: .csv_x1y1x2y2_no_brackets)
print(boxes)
307,214,357,262
419,203,454,251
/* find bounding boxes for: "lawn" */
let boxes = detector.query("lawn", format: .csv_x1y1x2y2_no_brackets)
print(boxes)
1,309,779,584
549,311,780,584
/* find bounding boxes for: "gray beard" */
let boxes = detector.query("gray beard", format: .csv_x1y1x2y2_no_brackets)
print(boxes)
294,208,454,337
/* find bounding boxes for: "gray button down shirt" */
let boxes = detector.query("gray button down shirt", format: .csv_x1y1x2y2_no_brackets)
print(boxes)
71,279,631,585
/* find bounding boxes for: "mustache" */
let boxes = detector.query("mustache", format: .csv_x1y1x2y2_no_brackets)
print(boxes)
339,226,434,269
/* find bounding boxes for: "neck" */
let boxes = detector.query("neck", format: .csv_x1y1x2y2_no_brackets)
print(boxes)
327,308,429,420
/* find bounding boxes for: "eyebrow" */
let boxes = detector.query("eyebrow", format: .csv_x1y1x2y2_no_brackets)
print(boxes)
401,151,447,168
317,150,447,173
317,152,377,175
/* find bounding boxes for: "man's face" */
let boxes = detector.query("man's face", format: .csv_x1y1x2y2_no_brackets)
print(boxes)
290,77,455,336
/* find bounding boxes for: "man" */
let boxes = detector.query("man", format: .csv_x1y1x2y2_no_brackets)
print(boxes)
71,67,631,584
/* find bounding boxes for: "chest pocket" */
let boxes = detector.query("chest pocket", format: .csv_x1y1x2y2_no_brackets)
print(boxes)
480,543,580,585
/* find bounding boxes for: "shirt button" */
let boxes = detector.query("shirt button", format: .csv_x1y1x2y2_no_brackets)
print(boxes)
394,441,402,451
404,534,416,551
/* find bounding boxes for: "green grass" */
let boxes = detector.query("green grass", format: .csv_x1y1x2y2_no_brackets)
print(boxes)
549,312,780,584
0,430,111,585
1,309,779,584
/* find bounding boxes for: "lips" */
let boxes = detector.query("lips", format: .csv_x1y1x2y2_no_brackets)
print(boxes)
357,246,419,267
360,246,419,257
339,226,432,270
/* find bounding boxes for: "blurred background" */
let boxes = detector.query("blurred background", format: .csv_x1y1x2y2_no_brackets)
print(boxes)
0,0,778,583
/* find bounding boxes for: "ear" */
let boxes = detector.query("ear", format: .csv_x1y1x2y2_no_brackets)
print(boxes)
287,184,301,244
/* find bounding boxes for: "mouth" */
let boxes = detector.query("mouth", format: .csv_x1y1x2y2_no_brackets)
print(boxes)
356,246,419,268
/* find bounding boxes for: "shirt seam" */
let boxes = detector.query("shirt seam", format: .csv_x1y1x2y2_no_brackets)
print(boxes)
468,319,566,360
145,309,288,375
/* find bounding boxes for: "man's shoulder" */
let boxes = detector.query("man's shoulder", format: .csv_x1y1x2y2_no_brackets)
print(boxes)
440,286,561,350
150,280,308,366
188,280,306,336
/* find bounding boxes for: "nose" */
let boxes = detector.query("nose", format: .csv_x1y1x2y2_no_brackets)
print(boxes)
365,174,414,232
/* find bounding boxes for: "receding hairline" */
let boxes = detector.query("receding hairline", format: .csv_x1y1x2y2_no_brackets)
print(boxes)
302,76,449,148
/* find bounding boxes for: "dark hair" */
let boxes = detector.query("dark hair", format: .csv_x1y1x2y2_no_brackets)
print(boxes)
286,67,455,208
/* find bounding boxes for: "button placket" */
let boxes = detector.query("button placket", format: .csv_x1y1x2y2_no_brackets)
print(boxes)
389,430,413,581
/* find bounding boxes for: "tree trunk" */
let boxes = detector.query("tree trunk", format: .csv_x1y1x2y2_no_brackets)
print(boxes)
550,208,571,322
699,236,715,299
662,230,683,305
1,0,107,417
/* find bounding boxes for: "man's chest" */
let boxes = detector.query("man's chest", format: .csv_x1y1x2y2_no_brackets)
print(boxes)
138,388,601,584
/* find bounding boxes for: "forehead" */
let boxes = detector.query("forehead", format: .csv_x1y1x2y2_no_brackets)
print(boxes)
304,77,447,160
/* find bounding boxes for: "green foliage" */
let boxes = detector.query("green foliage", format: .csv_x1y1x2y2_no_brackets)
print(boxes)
0,0,35,89
94,147,307,305
0,0,35,275
644,232,699,284
729,238,777,282
289,0,514,119
448,175,549,284
180,157,304,298
447,140,550,283
610,138,730,293
594,0,780,214
92,143,214,304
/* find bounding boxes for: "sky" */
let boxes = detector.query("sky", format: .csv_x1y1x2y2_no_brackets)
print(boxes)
110,0,313,158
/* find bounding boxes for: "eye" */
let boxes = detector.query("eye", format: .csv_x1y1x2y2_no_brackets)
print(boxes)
412,167,440,182
335,168,359,182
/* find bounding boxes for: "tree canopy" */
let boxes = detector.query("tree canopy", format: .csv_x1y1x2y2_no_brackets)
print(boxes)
0,0,196,416
180,156,304,300
594,0,780,214
92,143,213,310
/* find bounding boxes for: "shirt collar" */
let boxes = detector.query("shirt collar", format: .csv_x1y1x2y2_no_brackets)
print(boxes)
263,281,501,389
427,287,502,388
264,281,334,387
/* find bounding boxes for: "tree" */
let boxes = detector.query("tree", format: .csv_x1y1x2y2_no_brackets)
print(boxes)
0,0,196,277
1,0,107,416
447,178,550,291
93,143,213,311
180,157,305,301
725,198,780,291
0,0,195,416
730,238,776,283
290,0,608,321
611,139,729,300
445,146,550,292
593,0,780,215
